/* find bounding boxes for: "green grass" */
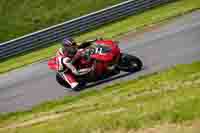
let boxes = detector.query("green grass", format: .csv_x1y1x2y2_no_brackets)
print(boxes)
0,0,200,74
0,61,200,132
0,0,123,43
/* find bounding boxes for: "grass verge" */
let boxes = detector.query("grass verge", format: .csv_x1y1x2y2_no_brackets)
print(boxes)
0,0,200,74
0,61,199,132
0,0,123,42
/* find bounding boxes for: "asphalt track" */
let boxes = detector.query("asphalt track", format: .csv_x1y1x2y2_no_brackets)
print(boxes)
0,11,200,113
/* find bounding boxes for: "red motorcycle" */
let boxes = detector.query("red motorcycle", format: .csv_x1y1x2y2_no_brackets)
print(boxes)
48,39,143,90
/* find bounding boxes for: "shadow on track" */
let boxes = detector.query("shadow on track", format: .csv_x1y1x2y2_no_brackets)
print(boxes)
65,71,140,92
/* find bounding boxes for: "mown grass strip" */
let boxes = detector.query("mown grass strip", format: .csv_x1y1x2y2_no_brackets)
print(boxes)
0,0,200,74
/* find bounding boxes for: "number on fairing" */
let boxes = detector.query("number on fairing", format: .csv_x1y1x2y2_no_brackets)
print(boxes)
95,48,103,54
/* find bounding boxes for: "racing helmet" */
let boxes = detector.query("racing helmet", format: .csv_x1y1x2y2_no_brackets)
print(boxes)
62,38,76,48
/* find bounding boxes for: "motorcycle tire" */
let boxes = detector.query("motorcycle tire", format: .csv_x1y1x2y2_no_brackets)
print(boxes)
56,73,71,88
118,54,143,72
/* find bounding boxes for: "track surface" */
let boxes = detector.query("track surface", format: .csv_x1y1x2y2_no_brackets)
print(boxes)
0,11,200,113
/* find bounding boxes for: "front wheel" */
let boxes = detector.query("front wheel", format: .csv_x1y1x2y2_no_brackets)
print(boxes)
56,73,86,91
56,73,71,88
118,54,143,72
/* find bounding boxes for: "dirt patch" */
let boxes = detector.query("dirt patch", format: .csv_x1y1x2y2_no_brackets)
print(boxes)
0,113,66,131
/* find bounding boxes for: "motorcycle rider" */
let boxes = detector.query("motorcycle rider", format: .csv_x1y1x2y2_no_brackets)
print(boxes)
56,38,94,89
57,37,119,89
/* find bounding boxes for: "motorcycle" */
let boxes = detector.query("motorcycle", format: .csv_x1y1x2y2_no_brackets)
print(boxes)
48,39,143,90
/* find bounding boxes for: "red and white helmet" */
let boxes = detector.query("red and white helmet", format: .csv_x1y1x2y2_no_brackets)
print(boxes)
62,38,76,48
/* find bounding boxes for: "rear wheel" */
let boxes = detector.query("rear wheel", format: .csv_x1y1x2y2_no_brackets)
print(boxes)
118,54,143,72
